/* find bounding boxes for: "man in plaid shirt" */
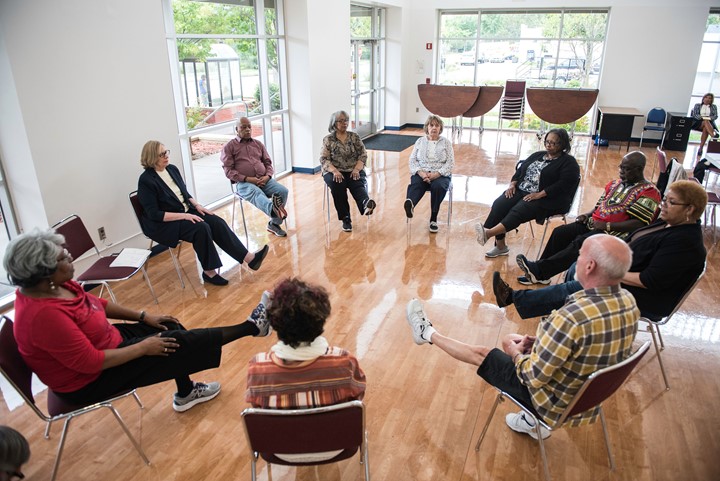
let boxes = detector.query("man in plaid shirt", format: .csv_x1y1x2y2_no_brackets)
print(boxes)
406,235,639,439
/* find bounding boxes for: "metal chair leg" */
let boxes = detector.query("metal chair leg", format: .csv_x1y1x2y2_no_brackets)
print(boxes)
475,394,503,451
599,407,616,470
647,321,670,390
140,267,158,304
168,247,185,289
107,405,150,465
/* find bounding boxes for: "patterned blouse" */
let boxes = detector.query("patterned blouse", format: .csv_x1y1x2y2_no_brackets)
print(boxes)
408,136,454,177
518,157,552,193
320,131,368,174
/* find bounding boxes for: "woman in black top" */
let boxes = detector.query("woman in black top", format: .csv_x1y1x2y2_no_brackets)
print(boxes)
475,129,580,258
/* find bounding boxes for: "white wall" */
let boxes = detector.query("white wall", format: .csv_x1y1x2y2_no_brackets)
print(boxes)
399,0,720,136
286,0,351,171
0,0,180,251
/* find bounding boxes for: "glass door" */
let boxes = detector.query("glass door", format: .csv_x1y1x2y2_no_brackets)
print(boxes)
351,40,377,138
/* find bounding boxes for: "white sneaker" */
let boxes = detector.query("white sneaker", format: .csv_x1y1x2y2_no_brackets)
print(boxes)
475,224,488,246
248,291,272,337
173,381,221,412
406,299,436,345
505,411,551,440
485,246,509,258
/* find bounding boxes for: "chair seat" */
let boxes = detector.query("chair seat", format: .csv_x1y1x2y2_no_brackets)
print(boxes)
707,192,720,203
76,256,144,283
643,125,665,131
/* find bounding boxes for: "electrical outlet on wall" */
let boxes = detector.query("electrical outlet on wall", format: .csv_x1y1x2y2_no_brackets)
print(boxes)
98,227,106,241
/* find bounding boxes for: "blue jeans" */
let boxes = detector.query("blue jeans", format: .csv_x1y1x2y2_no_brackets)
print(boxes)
234,178,289,225
513,264,582,319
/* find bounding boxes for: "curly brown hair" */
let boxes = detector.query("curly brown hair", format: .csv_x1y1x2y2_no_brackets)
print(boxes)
268,278,331,348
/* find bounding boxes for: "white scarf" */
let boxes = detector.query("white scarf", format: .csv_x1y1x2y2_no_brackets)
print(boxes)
270,336,329,361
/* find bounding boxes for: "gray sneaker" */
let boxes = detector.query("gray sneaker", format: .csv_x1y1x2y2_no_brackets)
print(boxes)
475,223,488,246
173,381,221,412
406,299,435,345
248,290,272,336
505,411,551,440
267,222,287,237
485,246,509,258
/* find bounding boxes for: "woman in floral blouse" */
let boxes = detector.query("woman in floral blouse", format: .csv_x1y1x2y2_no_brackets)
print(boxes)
320,110,376,232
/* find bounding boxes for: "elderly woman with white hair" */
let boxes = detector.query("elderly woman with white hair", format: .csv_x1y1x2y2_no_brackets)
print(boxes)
320,110,376,232
403,115,454,233
4,228,272,412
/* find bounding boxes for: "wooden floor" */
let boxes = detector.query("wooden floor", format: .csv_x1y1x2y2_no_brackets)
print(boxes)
2,129,719,481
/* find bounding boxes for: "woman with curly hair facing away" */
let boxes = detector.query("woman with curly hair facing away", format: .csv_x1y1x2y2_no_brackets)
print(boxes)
245,277,366,410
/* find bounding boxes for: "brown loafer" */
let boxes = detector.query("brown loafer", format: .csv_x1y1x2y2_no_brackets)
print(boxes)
492,271,513,308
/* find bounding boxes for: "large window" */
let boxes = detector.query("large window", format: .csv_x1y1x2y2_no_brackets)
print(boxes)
689,9,720,143
437,9,608,133
165,0,290,205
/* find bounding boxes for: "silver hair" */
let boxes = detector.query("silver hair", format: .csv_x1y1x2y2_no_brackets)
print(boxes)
585,235,632,281
423,115,444,135
3,228,65,287
328,110,349,133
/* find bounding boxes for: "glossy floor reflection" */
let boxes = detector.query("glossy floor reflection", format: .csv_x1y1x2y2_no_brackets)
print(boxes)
2,130,719,481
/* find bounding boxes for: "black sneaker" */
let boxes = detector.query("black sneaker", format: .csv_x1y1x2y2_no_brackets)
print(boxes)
342,217,352,232
363,198,376,216
516,254,549,285
266,222,287,237
403,199,414,219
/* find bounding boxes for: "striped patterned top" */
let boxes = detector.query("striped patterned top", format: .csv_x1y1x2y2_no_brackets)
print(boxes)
516,285,639,427
245,347,366,409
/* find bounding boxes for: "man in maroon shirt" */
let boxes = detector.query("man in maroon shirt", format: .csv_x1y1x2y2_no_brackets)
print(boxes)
221,117,289,237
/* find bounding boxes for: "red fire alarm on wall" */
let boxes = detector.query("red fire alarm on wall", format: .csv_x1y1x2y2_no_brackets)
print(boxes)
426,43,432,50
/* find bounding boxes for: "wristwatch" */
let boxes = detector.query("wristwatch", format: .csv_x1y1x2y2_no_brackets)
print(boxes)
606,222,611,233
139,310,146,322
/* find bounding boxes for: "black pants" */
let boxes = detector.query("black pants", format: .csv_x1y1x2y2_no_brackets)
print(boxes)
178,208,248,270
477,348,539,416
534,222,604,279
693,160,712,184
484,189,554,241
56,321,224,405
406,174,451,221
323,171,370,221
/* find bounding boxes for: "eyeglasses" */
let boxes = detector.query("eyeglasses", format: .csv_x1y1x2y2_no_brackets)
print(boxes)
159,150,170,158
661,196,689,206
336,118,349,124
544,140,559,146
57,248,73,263
238,124,252,130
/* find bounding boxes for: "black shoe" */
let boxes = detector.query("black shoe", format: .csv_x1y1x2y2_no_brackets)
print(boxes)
516,254,549,285
363,198,376,216
342,217,352,232
248,244,269,271
492,271,513,308
403,198,414,219
202,272,229,286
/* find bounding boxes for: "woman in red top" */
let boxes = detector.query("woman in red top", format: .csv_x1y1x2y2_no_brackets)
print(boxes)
6,228,271,412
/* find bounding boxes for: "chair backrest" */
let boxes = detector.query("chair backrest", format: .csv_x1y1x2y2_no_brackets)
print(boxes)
560,341,651,422
646,107,666,125
707,140,720,154
656,147,667,174
53,214,97,259
128,191,143,223
504,79,526,98
0,317,46,419
241,400,365,463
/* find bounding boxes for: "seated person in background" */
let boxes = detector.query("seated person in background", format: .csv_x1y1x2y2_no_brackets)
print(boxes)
138,140,268,286
691,92,719,158
6,229,272,412
403,115,454,233
407,235,638,438
0,426,30,481
495,180,707,322
516,151,660,285
221,116,289,238
320,110,376,233
475,128,580,258
245,277,366,462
